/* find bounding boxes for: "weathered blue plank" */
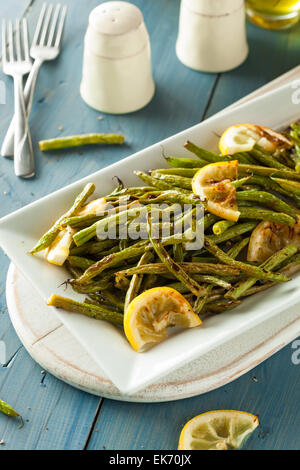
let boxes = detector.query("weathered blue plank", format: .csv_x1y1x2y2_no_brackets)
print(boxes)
1,0,32,20
205,20,300,117
0,0,299,451
0,0,216,220
0,348,100,449
87,342,300,450
0,0,216,450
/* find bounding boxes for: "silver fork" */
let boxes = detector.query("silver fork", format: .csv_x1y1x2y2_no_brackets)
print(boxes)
2,18,34,177
1,3,67,159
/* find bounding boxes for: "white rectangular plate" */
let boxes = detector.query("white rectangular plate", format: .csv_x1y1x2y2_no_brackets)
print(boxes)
1,82,300,395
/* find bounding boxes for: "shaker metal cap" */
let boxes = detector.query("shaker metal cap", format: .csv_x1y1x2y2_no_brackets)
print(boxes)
89,1,143,36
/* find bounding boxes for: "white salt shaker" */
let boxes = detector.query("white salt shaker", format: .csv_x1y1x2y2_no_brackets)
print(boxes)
80,1,155,114
176,0,248,73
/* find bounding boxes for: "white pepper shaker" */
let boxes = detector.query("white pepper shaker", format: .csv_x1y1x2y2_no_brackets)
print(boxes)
176,0,248,73
80,1,155,114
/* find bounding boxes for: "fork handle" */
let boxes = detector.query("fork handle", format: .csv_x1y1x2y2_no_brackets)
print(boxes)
1,58,42,158
13,75,35,178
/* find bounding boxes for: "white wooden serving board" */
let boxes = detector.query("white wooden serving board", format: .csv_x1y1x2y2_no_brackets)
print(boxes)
6,264,300,402
6,66,300,402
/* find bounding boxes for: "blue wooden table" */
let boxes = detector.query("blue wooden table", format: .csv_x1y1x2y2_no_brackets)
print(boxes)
0,0,299,450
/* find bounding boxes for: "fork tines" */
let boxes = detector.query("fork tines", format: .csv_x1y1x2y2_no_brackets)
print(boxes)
32,3,67,49
2,18,30,65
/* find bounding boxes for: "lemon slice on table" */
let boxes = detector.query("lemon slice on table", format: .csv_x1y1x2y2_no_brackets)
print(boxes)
219,124,292,156
178,410,259,450
192,160,240,222
124,287,202,352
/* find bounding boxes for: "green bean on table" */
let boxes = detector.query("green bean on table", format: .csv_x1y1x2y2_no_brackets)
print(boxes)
0,399,23,428
39,133,125,151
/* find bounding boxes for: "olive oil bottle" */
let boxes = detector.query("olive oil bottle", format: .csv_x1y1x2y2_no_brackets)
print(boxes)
246,0,300,29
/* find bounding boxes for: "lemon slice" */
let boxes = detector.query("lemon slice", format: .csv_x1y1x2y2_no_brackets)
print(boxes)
124,287,202,352
247,216,300,263
46,226,76,266
77,197,106,216
178,410,259,450
219,124,292,156
192,161,240,221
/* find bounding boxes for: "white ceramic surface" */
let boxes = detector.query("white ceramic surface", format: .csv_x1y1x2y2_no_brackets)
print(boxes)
0,81,300,395
6,263,300,402
80,1,155,113
176,0,248,72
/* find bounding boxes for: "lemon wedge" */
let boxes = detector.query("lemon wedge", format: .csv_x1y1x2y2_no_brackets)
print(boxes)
219,124,292,156
192,160,240,221
247,216,300,263
178,410,259,450
77,197,106,216
46,226,75,266
124,287,202,352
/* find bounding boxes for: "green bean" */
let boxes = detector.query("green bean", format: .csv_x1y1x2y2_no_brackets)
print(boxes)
39,133,125,151
0,399,23,429
47,294,123,325
226,243,298,300
227,237,250,259
244,175,293,198
289,127,300,172
184,141,251,164
203,237,289,282
65,261,83,279
116,262,241,277
147,218,206,297
69,272,114,293
75,240,150,284
62,214,102,229
74,235,190,285
73,204,148,246
238,207,295,226
203,213,219,230
168,273,232,291
212,220,236,236
238,164,300,182
100,289,125,310
165,156,205,168
191,256,218,263
68,256,95,270
194,285,212,314
124,252,153,312
231,176,251,189
238,257,300,298
236,190,297,219
275,252,300,270
203,299,241,315
70,239,117,256
184,141,226,163
30,183,95,253
173,243,184,262
153,168,198,177
86,293,116,308
150,172,192,190
138,190,204,207
250,145,291,170
207,222,257,244
134,170,189,193
271,177,300,197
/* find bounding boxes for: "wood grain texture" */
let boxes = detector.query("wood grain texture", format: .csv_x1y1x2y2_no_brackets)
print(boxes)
87,344,300,450
0,0,299,450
